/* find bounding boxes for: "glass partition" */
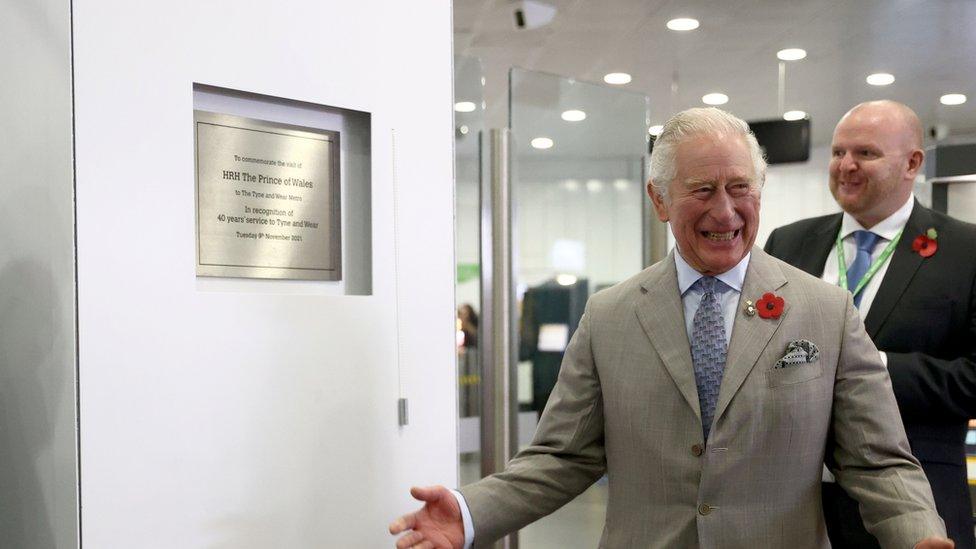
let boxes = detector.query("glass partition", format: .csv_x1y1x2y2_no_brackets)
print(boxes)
509,67,649,546
454,55,486,486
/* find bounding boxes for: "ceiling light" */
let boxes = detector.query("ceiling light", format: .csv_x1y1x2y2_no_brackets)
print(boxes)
783,110,807,121
776,48,807,61
516,0,557,30
556,274,578,286
561,109,587,122
940,93,967,106
702,93,729,106
604,72,632,85
586,179,604,192
454,101,477,112
531,137,553,150
563,179,580,191
648,124,664,136
667,18,700,31
613,179,630,191
866,73,895,86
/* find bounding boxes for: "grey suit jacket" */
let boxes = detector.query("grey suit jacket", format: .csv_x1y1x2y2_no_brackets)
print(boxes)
460,248,944,548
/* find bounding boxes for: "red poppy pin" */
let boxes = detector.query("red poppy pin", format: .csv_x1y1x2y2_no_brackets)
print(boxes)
756,292,785,319
911,227,938,258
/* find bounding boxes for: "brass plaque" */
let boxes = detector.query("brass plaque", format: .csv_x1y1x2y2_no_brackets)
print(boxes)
194,111,341,280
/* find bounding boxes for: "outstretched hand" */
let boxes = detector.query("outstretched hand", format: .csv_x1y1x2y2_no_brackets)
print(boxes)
389,485,464,549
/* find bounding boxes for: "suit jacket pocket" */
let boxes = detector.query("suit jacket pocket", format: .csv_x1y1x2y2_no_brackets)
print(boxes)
766,361,823,388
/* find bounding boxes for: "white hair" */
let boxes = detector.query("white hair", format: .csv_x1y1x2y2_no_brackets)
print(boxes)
648,107,767,199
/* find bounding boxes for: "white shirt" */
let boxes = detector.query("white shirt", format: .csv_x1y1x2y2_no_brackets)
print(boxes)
675,250,749,344
450,251,752,547
820,195,914,320
449,489,475,548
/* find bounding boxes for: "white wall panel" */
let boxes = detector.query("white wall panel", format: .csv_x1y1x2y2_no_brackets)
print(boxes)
73,1,456,546
759,145,840,247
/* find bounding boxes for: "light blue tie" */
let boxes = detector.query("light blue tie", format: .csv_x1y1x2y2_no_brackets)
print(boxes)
690,276,727,441
846,230,881,308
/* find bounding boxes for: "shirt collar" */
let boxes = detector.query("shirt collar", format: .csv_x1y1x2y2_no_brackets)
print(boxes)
840,194,915,241
675,249,750,296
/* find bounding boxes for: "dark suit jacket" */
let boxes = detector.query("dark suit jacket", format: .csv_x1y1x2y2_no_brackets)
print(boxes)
765,201,976,547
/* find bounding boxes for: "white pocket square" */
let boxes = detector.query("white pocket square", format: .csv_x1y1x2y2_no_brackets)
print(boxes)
774,339,820,369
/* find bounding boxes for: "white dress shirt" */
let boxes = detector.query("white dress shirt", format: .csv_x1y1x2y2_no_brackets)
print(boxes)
450,250,751,547
449,489,475,548
674,250,750,344
820,196,915,318
819,195,914,321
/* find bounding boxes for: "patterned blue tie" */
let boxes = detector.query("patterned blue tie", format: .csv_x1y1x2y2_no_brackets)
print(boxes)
846,230,881,308
690,276,727,441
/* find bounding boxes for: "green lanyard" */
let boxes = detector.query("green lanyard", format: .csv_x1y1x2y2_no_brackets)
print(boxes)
836,229,902,296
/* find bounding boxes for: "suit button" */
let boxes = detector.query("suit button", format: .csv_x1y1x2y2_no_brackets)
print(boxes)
698,503,711,515
691,444,704,457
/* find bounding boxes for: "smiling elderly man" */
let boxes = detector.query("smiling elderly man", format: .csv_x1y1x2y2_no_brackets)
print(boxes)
390,107,950,549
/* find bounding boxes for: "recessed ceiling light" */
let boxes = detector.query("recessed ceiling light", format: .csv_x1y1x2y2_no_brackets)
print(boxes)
667,18,700,31
613,179,630,191
586,179,604,192
563,179,580,191
556,274,578,286
454,101,477,112
783,110,807,121
777,48,807,61
940,93,967,106
866,73,895,86
531,137,554,149
702,93,729,106
648,124,664,136
604,72,632,85
561,109,587,122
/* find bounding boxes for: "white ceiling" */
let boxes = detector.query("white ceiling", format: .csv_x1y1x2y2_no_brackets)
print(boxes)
454,0,976,151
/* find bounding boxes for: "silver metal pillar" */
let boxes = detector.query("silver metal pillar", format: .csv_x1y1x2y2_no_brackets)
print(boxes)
478,128,519,549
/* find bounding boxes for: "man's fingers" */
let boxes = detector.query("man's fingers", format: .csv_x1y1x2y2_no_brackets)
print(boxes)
394,530,425,549
409,485,445,503
388,512,417,535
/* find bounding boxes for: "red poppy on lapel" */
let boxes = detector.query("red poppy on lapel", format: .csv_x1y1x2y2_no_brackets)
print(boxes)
912,227,938,258
756,292,785,319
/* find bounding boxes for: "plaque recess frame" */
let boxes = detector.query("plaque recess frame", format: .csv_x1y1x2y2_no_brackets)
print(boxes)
194,111,342,280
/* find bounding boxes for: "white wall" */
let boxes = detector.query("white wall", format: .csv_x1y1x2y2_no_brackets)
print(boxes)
758,145,840,247
73,1,456,547
0,0,80,547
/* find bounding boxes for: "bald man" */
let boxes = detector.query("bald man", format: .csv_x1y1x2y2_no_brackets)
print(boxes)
766,100,976,549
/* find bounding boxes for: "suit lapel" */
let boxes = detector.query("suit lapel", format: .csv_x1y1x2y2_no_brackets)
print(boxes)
863,201,930,337
713,249,789,424
635,252,701,420
797,214,841,277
